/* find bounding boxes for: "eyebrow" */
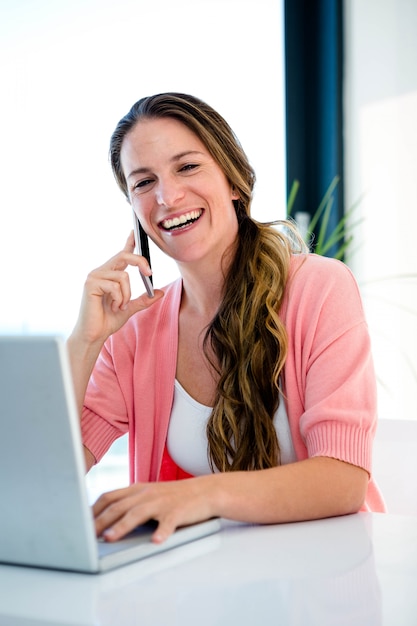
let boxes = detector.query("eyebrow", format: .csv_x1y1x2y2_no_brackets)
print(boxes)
126,150,205,180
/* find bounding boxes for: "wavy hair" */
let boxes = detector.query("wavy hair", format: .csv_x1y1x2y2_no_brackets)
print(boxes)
109,93,307,472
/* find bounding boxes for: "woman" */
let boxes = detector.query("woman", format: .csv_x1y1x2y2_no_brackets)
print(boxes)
68,92,385,544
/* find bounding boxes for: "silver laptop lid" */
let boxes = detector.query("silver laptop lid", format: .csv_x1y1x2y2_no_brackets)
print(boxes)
0,335,99,572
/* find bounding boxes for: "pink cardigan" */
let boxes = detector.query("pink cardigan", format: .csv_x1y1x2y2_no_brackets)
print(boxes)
81,253,386,512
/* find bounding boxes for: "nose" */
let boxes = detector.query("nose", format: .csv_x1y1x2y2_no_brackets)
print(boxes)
155,175,185,208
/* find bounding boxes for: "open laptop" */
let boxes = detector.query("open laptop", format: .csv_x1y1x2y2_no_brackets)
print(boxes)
0,335,221,574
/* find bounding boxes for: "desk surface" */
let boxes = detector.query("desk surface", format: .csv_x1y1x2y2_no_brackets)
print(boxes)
0,512,416,626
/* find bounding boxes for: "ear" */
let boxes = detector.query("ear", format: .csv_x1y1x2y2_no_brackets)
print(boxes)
231,187,240,200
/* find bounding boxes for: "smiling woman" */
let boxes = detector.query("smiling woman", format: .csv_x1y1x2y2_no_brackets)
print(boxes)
0,0,286,336
68,91,385,546
116,114,241,268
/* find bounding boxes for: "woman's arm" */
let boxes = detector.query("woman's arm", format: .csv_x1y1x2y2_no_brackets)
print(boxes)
67,233,163,469
67,333,107,472
210,457,368,523
92,456,368,543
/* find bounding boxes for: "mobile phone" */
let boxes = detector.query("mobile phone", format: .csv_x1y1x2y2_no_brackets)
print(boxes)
132,211,154,297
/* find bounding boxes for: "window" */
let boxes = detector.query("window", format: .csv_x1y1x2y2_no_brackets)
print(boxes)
344,0,417,422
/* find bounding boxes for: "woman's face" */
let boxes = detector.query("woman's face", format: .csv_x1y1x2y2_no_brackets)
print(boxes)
120,117,239,268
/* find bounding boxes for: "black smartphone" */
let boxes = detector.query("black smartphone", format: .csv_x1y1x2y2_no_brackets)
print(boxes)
132,211,154,297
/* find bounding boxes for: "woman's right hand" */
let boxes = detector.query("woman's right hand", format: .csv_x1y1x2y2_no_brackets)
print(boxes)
72,232,164,346
67,232,164,419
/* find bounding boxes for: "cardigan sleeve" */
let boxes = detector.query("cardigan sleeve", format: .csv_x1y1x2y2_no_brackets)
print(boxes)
80,279,182,480
282,254,378,475
81,339,132,464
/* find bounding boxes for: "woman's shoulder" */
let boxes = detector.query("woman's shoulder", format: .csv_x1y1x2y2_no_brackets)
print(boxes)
284,253,364,317
289,252,352,276
288,253,359,291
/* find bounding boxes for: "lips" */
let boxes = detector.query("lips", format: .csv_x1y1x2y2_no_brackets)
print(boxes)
160,209,203,231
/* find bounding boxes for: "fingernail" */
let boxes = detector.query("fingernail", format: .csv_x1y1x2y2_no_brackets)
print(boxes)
103,528,116,540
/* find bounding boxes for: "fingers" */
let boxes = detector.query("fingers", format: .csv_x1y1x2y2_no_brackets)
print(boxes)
92,482,205,544
123,231,153,278
93,487,151,541
93,485,167,543
93,232,149,279
150,517,178,545
80,233,161,323
85,269,132,312
124,230,136,253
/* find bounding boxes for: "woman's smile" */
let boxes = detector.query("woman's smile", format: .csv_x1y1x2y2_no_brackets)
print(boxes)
160,209,204,233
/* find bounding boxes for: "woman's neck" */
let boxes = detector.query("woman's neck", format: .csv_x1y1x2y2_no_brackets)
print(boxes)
179,267,224,319
177,239,236,318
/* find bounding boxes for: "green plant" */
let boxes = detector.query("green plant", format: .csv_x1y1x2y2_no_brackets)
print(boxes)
287,176,363,260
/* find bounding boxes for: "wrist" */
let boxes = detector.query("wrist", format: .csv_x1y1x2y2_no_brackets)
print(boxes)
66,332,104,405
195,472,230,519
67,329,104,361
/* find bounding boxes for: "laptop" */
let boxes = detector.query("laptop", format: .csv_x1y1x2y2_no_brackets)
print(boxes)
0,335,221,573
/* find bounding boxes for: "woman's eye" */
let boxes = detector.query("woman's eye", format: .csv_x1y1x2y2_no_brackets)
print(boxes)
134,178,153,190
180,163,198,173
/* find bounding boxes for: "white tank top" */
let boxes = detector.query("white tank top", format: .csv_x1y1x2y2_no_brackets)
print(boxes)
167,379,297,476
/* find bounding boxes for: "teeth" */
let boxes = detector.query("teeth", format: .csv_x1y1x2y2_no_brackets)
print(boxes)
162,210,202,230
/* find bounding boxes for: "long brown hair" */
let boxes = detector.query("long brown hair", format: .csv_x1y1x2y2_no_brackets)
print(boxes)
109,93,307,471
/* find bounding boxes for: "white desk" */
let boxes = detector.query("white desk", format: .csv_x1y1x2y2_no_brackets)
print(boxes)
0,512,416,625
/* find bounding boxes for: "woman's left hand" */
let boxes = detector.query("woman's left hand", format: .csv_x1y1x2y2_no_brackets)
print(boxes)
92,477,216,544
